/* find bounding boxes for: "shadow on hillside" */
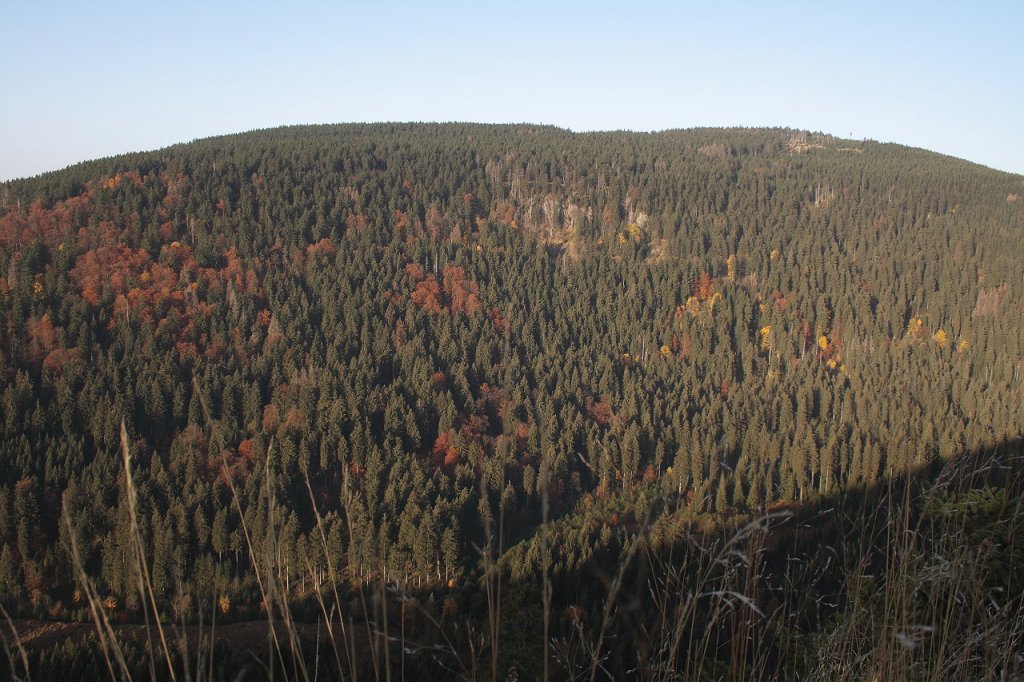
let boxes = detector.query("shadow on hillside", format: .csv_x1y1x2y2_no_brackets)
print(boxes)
542,434,1024,679
4,437,1023,680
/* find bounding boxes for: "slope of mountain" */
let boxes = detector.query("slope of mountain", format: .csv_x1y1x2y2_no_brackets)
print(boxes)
0,124,1021,678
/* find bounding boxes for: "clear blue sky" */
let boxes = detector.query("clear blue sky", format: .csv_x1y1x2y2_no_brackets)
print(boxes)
2,0,1022,181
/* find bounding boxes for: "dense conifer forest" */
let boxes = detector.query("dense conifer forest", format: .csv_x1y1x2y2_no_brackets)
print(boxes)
0,123,1022,679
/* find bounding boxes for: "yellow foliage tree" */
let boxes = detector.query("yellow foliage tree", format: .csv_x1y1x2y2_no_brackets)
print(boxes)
933,329,948,348
906,317,924,338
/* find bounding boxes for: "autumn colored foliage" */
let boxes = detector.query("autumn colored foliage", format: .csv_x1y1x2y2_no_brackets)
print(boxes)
409,265,482,316
694,271,716,301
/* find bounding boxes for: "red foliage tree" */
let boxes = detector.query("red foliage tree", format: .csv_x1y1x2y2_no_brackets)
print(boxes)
26,314,60,364
43,347,84,374
444,266,481,315
488,307,510,333
345,213,369,233
262,404,280,433
404,263,425,281
411,276,444,314
0,205,28,247
432,430,461,469
694,272,716,301
586,396,614,427
306,238,336,258
70,243,151,305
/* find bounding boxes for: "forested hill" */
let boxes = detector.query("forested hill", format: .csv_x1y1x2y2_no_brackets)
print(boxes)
0,123,1021,624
